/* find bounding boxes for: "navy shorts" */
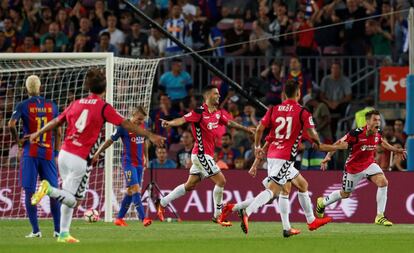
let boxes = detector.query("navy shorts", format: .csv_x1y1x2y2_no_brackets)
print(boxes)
124,165,143,187
20,156,58,191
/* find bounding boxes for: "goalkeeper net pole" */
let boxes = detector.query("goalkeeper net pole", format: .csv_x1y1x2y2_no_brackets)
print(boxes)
0,53,160,222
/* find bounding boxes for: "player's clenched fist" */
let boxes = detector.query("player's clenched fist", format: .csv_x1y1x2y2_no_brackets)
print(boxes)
149,133,166,147
160,119,171,128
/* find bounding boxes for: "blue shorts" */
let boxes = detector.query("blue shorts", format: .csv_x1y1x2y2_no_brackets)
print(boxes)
123,165,143,187
20,156,58,191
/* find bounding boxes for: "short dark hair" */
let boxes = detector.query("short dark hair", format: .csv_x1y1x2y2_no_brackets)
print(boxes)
84,68,106,94
222,133,232,139
365,110,381,120
202,85,218,96
284,79,299,98
100,32,110,39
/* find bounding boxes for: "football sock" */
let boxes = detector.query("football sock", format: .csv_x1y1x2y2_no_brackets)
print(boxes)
160,184,186,207
298,191,315,224
233,198,254,211
49,187,77,208
60,204,74,234
24,189,39,233
377,186,388,215
117,194,132,219
50,198,61,233
132,193,145,221
323,190,342,206
213,185,224,218
279,194,291,230
246,189,273,216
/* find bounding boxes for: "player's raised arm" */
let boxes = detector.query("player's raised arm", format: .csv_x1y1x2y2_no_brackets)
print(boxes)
92,139,114,165
160,117,186,128
306,128,348,152
380,137,407,160
227,120,255,135
121,119,165,147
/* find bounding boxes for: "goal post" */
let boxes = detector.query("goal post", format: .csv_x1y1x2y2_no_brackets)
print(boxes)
0,53,160,222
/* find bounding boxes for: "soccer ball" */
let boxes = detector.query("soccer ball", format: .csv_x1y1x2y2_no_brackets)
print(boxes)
84,209,99,223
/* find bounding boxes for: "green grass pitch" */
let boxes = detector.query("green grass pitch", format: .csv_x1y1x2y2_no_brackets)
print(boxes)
1,220,413,253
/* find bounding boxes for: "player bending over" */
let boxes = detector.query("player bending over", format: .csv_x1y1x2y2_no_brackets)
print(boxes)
156,85,255,226
235,80,347,237
316,110,406,226
8,75,61,238
30,69,165,243
92,106,151,227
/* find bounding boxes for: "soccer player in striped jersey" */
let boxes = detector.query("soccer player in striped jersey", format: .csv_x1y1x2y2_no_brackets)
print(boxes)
157,85,255,226
236,80,347,237
92,106,151,227
164,5,188,56
29,69,165,243
317,110,407,226
8,75,61,238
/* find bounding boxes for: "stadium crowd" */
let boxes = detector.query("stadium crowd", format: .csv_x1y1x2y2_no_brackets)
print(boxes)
0,0,410,170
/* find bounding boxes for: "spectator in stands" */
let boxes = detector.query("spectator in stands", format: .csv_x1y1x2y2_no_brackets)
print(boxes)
293,2,319,57
377,124,398,171
390,142,406,171
261,60,283,105
3,16,20,50
234,157,246,170
240,103,259,127
119,11,133,33
284,56,312,98
89,0,109,35
100,14,125,54
224,18,248,56
365,19,393,58
159,58,193,103
314,0,343,52
151,94,180,146
320,62,352,117
208,21,225,58
218,133,240,169
249,20,272,56
136,0,160,29
148,28,167,57
303,92,332,143
22,0,38,28
16,34,39,53
72,34,90,52
176,130,194,169
74,17,97,52
149,146,177,169
9,7,30,37
268,2,289,58
40,22,69,52
336,0,374,56
164,5,189,56
93,32,119,56
124,20,149,58
0,30,13,52
226,95,241,118
35,6,54,38
394,119,407,145
41,36,57,52
56,8,74,40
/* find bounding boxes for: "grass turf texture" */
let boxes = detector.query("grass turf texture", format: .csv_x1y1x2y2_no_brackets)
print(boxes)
1,220,413,253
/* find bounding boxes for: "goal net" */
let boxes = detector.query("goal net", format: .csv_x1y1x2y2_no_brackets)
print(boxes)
0,53,160,222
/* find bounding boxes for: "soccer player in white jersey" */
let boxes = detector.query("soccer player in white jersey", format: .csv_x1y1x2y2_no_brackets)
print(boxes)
156,85,254,226
29,69,165,243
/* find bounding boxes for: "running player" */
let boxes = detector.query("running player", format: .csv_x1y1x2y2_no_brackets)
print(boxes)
156,85,254,226
236,80,347,237
8,75,61,238
92,106,151,227
316,110,407,226
29,69,165,243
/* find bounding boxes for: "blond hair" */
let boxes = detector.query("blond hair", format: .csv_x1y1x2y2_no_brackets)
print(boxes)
25,75,41,95
132,106,147,117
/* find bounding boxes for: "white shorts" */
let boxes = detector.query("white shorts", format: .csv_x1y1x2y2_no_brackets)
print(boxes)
266,158,300,185
189,154,221,180
342,163,383,192
58,149,92,199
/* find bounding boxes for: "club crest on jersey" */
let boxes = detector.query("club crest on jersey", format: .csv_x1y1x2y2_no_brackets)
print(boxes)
207,122,218,130
215,113,220,119
375,136,379,143
309,117,315,126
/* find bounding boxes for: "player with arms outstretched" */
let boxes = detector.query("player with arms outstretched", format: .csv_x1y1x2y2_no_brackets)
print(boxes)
29,69,165,243
156,85,254,226
8,75,61,238
92,106,151,227
316,110,406,226
236,80,347,237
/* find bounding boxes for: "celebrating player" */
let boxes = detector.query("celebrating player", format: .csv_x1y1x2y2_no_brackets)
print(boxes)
92,106,152,227
8,75,61,238
236,80,347,237
316,110,407,226
29,69,165,243
156,85,254,226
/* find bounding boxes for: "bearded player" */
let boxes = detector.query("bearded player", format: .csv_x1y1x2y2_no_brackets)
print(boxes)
30,69,165,243
316,110,407,226
156,85,254,226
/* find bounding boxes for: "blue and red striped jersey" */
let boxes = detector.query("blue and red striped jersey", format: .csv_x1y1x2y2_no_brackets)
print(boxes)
11,96,59,160
111,124,146,167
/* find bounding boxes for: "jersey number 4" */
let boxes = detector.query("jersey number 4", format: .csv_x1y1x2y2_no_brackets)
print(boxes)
75,109,89,133
275,116,292,139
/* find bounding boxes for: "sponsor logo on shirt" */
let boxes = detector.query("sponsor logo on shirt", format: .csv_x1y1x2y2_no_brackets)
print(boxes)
131,136,145,144
207,121,219,130
360,145,376,151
